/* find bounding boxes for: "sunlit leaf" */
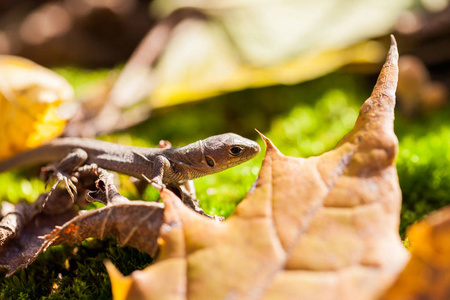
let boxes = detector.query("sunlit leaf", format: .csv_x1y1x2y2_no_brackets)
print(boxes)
0,56,73,160
381,206,450,300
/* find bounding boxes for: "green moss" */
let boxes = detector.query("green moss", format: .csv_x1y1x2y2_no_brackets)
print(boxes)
396,115,450,236
266,88,360,157
0,239,151,300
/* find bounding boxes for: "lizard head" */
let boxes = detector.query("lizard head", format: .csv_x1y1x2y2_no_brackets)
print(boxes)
196,133,260,175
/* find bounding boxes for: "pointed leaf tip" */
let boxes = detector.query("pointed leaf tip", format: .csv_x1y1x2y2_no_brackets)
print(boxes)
390,34,397,48
369,34,399,106
255,129,277,151
387,34,398,64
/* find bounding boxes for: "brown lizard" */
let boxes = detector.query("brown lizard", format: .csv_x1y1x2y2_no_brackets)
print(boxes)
0,133,260,199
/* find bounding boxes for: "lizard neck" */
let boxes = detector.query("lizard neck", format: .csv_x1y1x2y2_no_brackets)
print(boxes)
163,141,210,180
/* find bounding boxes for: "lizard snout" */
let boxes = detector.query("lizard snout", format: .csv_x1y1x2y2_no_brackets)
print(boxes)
252,143,261,154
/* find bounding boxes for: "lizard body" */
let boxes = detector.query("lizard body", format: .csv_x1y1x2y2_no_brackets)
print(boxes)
0,133,260,185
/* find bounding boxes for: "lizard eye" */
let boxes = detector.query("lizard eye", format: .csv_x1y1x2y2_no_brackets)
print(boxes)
229,146,243,156
205,156,215,167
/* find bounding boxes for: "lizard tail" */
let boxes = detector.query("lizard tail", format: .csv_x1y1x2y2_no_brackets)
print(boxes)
0,145,66,173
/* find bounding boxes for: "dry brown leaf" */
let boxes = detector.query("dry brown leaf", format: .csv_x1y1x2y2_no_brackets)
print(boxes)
41,201,164,257
107,36,410,300
0,204,77,277
0,166,164,276
380,206,450,300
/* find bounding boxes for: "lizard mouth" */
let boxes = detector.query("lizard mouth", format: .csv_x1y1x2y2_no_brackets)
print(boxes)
252,143,261,154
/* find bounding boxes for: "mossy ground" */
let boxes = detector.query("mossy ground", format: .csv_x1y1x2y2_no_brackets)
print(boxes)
1,70,449,299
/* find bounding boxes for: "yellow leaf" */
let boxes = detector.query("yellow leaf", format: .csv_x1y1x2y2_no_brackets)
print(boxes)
0,56,73,160
380,206,450,300
105,260,134,300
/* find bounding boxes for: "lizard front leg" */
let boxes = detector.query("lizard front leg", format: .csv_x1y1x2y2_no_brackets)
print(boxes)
142,155,172,187
41,148,88,202
132,140,172,196
147,156,203,213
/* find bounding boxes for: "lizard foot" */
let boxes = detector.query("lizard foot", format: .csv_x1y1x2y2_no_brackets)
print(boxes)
42,166,78,205
40,148,87,207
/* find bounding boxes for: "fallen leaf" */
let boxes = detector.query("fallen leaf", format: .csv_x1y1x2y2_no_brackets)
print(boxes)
0,206,77,277
0,187,78,262
41,201,164,257
107,36,410,300
380,205,450,300
0,56,73,160
0,167,164,276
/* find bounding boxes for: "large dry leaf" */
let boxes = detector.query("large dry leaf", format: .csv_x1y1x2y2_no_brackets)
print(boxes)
380,205,450,300
107,36,410,300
